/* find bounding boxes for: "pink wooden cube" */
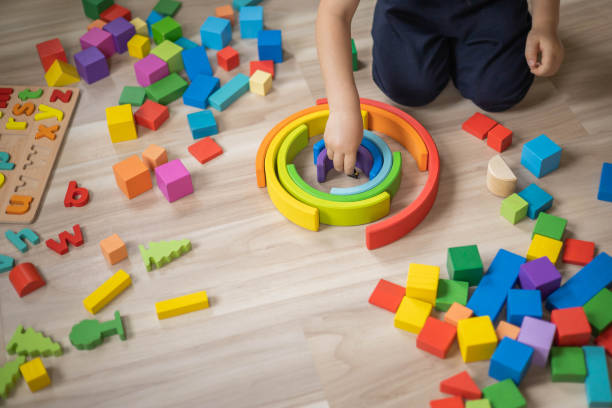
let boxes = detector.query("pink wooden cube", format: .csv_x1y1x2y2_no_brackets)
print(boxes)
80,27,116,58
134,54,169,87
155,159,193,202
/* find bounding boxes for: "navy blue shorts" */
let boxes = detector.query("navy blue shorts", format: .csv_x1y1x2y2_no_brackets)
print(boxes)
371,0,534,112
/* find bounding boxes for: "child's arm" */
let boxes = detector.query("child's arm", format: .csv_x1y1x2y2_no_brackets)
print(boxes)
526,0,563,76
316,0,363,175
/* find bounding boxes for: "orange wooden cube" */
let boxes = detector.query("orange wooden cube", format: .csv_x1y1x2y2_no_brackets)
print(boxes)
112,155,152,199
215,4,235,26
142,144,168,170
88,19,106,30
444,302,474,326
99,234,128,265
496,320,521,341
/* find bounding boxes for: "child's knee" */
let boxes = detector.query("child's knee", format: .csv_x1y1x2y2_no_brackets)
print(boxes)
470,74,534,112
373,63,447,107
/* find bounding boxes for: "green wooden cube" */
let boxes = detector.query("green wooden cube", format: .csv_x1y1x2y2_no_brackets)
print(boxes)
482,379,526,408
81,0,113,19
351,38,358,71
154,0,182,16
435,279,469,311
447,245,483,286
532,212,567,240
500,193,528,224
151,16,182,45
583,288,612,334
466,400,491,408
551,347,587,382
151,40,184,73
145,73,188,105
119,86,146,106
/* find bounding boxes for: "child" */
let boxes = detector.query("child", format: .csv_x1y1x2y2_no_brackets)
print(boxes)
316,0,563,175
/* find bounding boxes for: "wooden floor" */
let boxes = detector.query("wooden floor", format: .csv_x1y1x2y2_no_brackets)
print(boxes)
1,0,611,407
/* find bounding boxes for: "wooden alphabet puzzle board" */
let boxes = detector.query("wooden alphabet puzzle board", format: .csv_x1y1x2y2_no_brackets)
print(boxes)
0,85,80,224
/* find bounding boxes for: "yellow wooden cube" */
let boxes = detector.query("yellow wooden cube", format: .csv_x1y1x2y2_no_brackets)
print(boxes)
457,316,498,363
394,296,432,334
20,357,51,392
155,290,209,319
106,104,137,143
131,17,148,36
249,69,272,96
44,59,80,86
527,234,563,263
405,263,439,305
128,34,150,59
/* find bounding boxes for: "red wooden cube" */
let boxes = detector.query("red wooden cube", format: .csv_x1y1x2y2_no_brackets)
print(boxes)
487,124,513,152
462,112,497,140
217,46,239,71
430,396,464,408
188,137,223,164
100,4,131,22
368,279,405,313
596,325,612,357
134,100,169,130
417,317,457,358
562,238,595,266
249,60,274,78
36,38,68,72
550,306,592,346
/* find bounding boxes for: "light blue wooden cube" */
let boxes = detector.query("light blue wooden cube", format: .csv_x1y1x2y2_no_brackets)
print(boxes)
200,16,231,50
187,110,218,139
521,134,562,178
239,6,263,38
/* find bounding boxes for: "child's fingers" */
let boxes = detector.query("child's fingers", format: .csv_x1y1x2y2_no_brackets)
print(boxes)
525,35,540,70
327,146,334,161
333,152,345,172
533,41,559,77
344,152,357,175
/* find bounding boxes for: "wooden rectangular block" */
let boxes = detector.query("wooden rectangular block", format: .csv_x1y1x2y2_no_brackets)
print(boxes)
83,269,132,314
583,346,612,407
188,137,223,165
208,73,249,111
99,234,128,265
156,290,209,319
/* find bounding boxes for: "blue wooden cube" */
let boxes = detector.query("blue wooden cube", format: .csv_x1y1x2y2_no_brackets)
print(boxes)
187,110,218,139
518,183,553,219
175,37,198,49
489,337,534,385
147,10,164,37
258,29,282,62
521,134,562,178
183,75,220,109
182,46,212,81
239,6,263,38
233,0,261,9
200,16,231,50
597,162,612,202
507,289,542,326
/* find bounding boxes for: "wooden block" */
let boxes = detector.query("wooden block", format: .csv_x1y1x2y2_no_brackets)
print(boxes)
19,357,50,392
83,269,131,314
127,34,150,59
440,370,482,400
583,288,612,334
430,396,464,408
183,75,220,110
80,27,116,58
188,137,223,164
100,4,131,22
81,0,113,19
112,155,153,199
486,154,516,197
182,46,213,81
406,263,440,305
551,306,592,346
257,29,282,62
562,238,595,266
187,110,218,139
134,54,169,87
457,316,497,362
215,4,236,26
106,104,137,143
507,289,542,326
462,112,497,140
550,346,586,382
487,124,513,152
447,245,483,286
142,144,168,169
200,16,231,50
88,19,107,30
521,134,562,178
598,162,612,202
151,16,182,45
482,380,525,408
489,337,533,385
130,17,148,36
145,72,188,105
249,59,274,77
596,325,612,357
99,234,128,265
155,290,209,319
150,40,183,73
35,38,67,71
239,5,263,38
517,316,556,367
351,38,358,71
583,346,612,407
517,256,561,299
139,239,192,271
394,296,432,334
103,16,136,54
217,46,240,71
500,193,528,224
155,159,193,202
465,400,490,408
368,279,405,313
0,356,26,398
154,0,181,16
8,263,45,297
532,212,567,241
119,86,146,106
208,73,249,111
44,60,80,87
496,321,520,341
417,316,457,358
435,279,469,312
134,100,169,130
526,234,563,264
445,302,474,326
75,47,109,84
249,69,272,96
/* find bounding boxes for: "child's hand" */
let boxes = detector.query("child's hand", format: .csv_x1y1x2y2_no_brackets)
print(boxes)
525,27,564,77
324,109,363,175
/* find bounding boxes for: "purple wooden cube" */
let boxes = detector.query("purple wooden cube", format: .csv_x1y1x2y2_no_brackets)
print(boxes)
80,27,115,58
103,17,135,54
518,256,562,299
517,316,556,367
316,146,373,183
74,47,109,84
134,54,169,87
155,159,193,202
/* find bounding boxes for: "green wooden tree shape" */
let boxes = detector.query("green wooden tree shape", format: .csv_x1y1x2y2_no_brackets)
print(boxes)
69,310,126,350
6,325,63,357
139,239,191,271
0,356,26,398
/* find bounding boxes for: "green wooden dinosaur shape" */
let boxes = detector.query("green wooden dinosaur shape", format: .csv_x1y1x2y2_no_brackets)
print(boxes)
139,239,191,271
6,325,63,357
0,356,26,398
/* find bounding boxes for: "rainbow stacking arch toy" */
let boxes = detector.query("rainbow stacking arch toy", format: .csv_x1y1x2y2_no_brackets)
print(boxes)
255,98,440,250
